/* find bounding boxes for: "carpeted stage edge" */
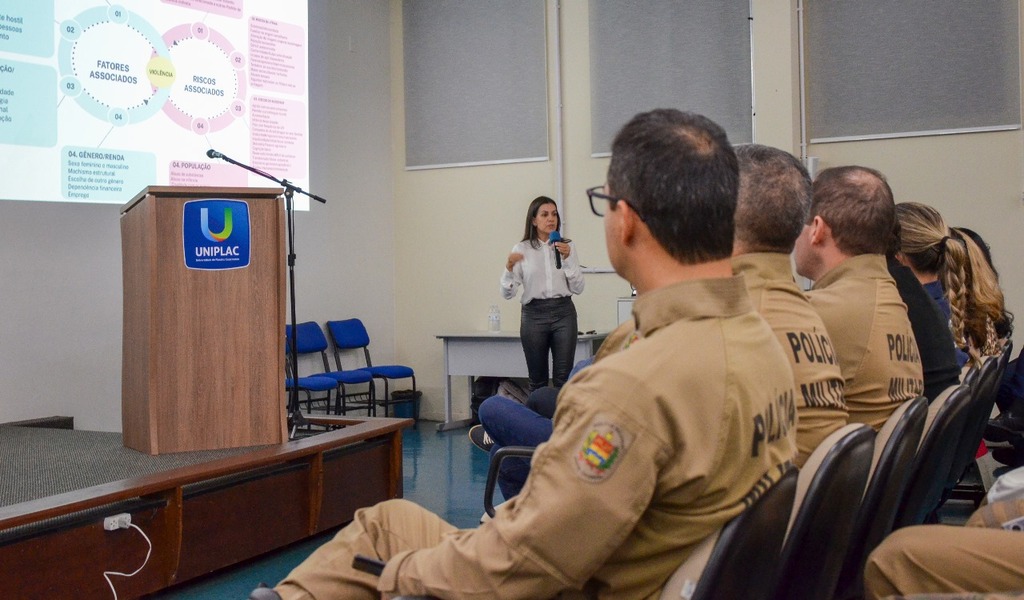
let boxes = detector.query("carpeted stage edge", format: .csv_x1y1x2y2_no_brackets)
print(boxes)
0,416,409,599
0,424,268,509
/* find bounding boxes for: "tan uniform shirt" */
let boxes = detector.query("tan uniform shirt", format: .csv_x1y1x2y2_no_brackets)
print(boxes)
733,253,847,466
381,276,797,599
807,254,924,429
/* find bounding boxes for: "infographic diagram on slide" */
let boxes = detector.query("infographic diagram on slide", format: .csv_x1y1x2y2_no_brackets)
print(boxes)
0,1,309,206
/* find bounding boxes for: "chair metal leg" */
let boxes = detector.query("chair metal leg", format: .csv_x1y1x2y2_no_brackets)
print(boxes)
380,378,390,417
412,377,418,420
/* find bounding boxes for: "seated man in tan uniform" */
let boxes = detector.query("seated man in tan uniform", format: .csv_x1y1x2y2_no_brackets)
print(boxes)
864,466,1024,598
793,166,924,430
255,110,797,600
732,144,847,466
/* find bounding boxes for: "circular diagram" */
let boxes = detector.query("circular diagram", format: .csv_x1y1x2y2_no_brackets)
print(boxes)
57,5,169,125
162,22,247,134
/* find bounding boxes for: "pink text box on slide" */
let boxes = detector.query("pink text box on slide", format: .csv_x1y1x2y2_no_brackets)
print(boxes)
249,95,308,178
248,17,307,95
169,161,249,187
161,0,242,19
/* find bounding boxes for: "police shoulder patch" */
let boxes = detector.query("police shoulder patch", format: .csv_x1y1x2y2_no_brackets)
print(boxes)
574,416,632,482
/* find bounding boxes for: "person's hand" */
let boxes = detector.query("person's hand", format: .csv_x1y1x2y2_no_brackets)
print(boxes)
506,252,525,271
553,241,570,259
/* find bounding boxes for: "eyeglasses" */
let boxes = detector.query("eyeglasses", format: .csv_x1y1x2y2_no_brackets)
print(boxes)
586,186,646,221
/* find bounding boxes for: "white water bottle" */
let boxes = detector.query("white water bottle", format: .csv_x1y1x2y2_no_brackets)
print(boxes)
488,304,501,332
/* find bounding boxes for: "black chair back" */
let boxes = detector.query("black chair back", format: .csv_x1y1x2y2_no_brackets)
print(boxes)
771,424,875,600
484,445,536,518
892,384,973,529
682,467,797,600
486,452,797,600
832,396,928,600
945,346,1010,492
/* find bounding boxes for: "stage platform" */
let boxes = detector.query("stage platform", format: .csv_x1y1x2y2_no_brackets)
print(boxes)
0,416,410,599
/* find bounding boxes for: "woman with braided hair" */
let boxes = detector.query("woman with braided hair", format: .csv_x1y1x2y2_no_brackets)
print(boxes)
894,202,1011,368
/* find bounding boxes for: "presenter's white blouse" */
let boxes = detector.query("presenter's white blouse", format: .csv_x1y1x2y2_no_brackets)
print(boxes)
500,239,585,305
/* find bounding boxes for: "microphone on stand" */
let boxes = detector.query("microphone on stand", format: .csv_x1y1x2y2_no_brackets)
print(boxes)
549,230,562,269
207,149,224,159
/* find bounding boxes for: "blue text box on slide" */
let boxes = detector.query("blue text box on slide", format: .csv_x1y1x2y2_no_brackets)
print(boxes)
0,59,57,147
61,146,155,203
0,3,55,57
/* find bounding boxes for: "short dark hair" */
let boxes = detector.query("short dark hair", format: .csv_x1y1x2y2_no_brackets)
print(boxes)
734,144,811,253
520,196,559,249
606,109,738,264
810,166,895,256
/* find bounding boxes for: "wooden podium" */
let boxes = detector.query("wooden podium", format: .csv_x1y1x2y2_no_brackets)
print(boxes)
120,186,287,454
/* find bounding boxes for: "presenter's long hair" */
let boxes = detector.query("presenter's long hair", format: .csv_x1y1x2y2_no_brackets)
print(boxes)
521,196,560,249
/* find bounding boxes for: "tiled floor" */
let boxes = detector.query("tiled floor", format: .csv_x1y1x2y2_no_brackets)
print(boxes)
402,423,495,529
152,422,487,598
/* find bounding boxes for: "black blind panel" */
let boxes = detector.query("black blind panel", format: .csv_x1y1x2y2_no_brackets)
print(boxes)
589,0,753,155
403,0,548,169
806,0,1020,141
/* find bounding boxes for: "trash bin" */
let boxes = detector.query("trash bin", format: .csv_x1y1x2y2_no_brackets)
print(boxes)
390,389,422,420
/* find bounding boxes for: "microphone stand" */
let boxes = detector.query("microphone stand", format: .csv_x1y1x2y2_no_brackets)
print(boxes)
208,150,326,439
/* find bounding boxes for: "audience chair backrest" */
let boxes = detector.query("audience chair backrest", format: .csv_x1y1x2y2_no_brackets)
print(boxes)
659,467,798,600
832,396,928,600
327,318,372,351
961,360,983,390
945,349,1009,493
484,446,536,519
772,424,875,600
869,396,926,479
286,321,330,354
286,321,335,373
893,383,973,529
919,383,961,444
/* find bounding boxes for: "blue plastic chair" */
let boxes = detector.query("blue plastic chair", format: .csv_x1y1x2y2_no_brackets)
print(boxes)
327,319,417,418
286,322,376,416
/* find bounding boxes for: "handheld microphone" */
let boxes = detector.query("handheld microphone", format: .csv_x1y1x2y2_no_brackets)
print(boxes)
549,230,562,269
206,149,223,159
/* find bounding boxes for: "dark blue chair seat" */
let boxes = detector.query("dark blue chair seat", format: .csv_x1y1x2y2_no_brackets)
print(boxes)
324,369,375,385
286,376,339,392
364,365,414,379
285,375,339,420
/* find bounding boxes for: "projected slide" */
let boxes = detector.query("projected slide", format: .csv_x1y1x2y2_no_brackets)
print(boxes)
0,1,309,207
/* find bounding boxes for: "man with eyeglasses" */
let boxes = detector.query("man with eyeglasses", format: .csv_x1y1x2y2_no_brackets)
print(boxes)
253,109,796,600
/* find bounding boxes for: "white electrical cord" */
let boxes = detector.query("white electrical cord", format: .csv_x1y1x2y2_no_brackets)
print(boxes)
103,523,153,600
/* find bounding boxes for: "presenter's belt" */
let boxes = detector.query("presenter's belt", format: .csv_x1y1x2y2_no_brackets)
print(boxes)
525,296,574,309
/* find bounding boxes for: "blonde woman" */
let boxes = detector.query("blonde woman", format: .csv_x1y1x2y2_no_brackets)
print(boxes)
894,202,1011,367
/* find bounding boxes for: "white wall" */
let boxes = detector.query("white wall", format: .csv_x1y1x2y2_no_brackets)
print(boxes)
0,200,124,428
0,0,397,431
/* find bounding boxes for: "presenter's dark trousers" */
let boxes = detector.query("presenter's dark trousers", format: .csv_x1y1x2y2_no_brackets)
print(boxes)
520,296,577,391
